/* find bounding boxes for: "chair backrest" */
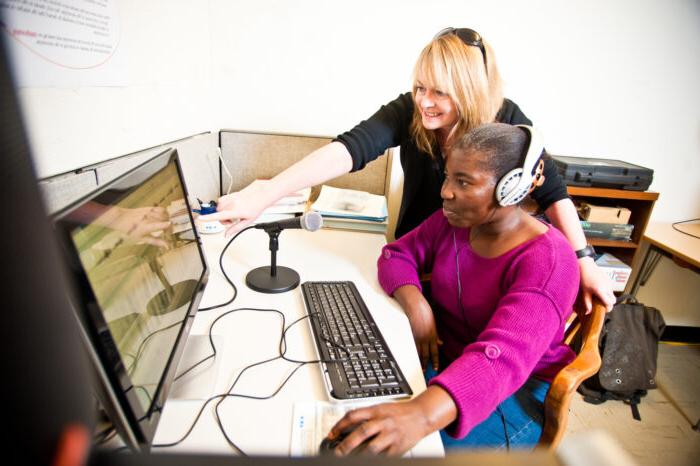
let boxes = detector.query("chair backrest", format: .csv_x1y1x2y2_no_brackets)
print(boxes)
538,299,607,449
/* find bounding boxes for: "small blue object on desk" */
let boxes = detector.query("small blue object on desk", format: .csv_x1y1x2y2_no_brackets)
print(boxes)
194,199,218,215
194,199,225,234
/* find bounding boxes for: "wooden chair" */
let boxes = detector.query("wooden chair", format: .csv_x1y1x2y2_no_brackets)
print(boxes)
538,299,607,449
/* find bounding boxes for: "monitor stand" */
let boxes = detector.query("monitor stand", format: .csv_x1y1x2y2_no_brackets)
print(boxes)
168,334,223,400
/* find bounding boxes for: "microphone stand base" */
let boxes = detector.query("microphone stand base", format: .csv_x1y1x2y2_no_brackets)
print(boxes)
246,266,300,294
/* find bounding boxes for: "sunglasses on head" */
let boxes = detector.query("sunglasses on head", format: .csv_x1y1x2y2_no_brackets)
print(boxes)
434,27,488,71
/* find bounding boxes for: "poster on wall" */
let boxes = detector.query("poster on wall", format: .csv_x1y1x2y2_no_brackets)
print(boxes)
0,0,126,87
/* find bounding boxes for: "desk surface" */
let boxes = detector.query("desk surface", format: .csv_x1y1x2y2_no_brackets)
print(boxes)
644,222,700,268
152,228,444,457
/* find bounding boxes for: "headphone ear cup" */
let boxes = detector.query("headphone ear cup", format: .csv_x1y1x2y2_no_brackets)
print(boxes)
496,168,524,206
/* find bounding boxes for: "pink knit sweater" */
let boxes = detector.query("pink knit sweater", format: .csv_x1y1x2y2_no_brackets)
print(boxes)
377,211,579,438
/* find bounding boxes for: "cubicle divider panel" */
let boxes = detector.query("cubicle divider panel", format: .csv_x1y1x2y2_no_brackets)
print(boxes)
218,130,390,196
39,132,219,215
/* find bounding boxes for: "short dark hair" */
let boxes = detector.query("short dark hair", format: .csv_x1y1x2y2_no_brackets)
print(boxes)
449,122,530,183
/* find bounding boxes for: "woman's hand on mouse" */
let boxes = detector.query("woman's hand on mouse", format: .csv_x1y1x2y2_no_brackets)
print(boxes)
327,386,457,457
327,402,429,456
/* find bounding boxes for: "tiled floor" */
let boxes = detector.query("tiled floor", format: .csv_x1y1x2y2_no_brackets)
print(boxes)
566,343,700,465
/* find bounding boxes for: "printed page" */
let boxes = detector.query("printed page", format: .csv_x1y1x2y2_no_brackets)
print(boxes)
311,185,387,221
290,400,413,457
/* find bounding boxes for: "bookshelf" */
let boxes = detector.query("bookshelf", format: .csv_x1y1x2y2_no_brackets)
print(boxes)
567,186,659,267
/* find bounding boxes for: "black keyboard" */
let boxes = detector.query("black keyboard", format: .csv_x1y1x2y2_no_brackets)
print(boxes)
301,281,412,401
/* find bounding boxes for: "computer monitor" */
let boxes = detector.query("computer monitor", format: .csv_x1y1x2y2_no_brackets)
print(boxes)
52,148,209,452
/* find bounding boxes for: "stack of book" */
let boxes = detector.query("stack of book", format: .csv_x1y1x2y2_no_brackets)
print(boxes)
578,202,634,241
310,185,388,234
580,221,634,241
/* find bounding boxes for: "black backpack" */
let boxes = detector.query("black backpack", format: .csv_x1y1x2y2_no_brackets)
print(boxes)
577,295,666,420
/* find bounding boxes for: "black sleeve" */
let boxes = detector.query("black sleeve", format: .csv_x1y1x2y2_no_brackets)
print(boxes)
497,98,570,210
496,98,533,126
334,92,413,172
531,156,569,210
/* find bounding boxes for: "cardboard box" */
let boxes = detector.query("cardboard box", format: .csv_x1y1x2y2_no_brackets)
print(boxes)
578,202,631,224
595,252,632,292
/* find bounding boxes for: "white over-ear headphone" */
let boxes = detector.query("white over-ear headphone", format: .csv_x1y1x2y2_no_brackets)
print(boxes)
495,125,546,207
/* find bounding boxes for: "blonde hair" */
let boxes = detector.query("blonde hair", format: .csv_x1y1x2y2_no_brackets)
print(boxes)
411,33,504,159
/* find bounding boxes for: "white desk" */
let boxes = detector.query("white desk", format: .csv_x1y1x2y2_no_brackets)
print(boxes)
152,227,444,456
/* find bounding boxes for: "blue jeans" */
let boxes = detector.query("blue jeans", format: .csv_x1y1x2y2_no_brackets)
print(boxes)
425,367,550,450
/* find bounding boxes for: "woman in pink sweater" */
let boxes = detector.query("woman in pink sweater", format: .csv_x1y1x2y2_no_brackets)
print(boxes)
324,123,580,455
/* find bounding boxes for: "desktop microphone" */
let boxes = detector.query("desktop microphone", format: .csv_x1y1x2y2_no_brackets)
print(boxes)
254,211,323,233
246,211,323,294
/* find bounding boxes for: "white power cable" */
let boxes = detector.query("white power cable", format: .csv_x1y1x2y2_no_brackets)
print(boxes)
216,147,233,195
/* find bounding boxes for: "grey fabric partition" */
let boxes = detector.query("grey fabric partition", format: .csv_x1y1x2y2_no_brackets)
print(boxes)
39,132,219,215
218,130,391,196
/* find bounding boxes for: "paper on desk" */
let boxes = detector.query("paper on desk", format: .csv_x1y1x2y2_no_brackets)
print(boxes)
290,400,413,457
311,185,387,222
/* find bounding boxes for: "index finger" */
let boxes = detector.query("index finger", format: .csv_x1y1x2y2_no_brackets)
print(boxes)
224,218,252,236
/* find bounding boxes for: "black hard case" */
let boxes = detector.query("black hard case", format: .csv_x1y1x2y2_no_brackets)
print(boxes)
551,155,653,191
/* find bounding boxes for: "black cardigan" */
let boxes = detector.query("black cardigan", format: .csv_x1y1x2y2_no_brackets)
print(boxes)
335,92,568,238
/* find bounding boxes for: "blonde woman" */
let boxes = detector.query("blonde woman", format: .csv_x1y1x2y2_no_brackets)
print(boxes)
202,27,614,313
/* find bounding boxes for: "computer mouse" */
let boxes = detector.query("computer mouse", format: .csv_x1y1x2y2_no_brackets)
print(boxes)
319,428,353,454
319,428,372,455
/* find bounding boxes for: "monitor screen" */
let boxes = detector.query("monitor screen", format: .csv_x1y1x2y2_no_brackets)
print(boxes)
53,149,208,451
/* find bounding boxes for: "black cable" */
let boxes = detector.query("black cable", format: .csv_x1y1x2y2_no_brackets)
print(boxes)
212,307,287,455
124,225,254,380
151,307,297,453
152,308,346,454
100,224,257,453
213,362,308,456
150,308,367,454
136,229,350,454
279,312,350,364
671,218,700,239
198,225,255,311
118,218,252,378
152,307,280,452
173,225,257,379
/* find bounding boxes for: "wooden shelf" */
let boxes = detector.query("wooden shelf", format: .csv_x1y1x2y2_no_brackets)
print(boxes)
588,239,639,249
566,186,659,268
567,186,659,201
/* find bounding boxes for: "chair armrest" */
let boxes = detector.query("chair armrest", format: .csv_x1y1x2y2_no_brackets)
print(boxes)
539,300,606,449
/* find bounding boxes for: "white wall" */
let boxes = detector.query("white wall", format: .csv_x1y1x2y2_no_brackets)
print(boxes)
14,0,216,177
15,0,700,224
